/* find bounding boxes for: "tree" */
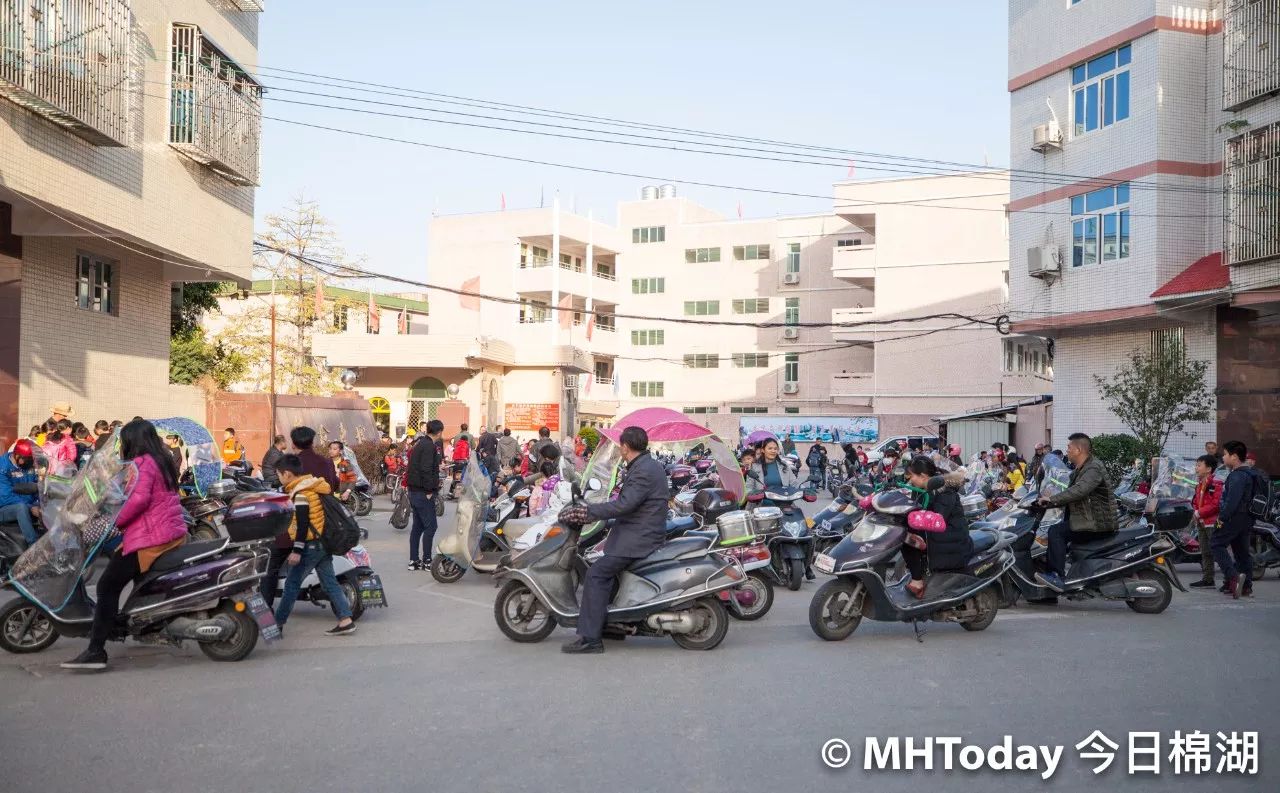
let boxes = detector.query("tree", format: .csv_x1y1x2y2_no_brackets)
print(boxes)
1093,339,1213,461
170,281,245,387
212,196,361,395
1090,433,1147,485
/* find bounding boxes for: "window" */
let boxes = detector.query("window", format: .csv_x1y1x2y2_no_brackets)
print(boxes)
169,24,262,185
520,244,550,268
732,353,769,368
684,300,720,316
784,407,800,414
631,381,664,398
76,253,116,314
683,406,719,414
1150,327,1186,360
835,239,863,248
1072,44,1130,136
519,300,550,323
1224,2,1280,110
733,244,771,261
632,226,666,244
596,315,617,332
730,407,767,414
631,329,664,346
1003,339,1053,377
1225,122,1280,266
631,277,665,294
785,297,800,326
401,313,414,335
332,305,348,332
786,242,801,274
1071,182,1130,266
684,247,721,263
784,353,799,383
559,253,583,272
684,354,720,369
1004,340,1015,372
732,298,770,314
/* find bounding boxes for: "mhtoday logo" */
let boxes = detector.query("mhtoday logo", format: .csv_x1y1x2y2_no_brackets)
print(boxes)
862,736,1063,779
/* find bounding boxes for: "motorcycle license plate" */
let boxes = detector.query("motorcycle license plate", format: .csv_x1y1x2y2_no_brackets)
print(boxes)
240,593,281,643
814,553,836,574
358,574,388,607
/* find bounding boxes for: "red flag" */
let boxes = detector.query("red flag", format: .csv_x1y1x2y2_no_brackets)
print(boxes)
557,293,573,329
367,291,380,333
586,313,595,341
459,276,481,311
398,306,408,334
500,193,506,211
847,161,855,178
585,373,594,392
314,277,324,315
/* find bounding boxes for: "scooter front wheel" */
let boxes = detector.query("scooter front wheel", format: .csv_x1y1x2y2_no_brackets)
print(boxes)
787,557,805,591
355,492,373,517
0,599,59,654
671,597,729,651
494,580,556,643
730,572,774,621
809,579,864,641
430,555,467,584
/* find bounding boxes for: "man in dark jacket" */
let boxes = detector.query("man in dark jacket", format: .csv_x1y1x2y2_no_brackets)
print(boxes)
561,426,668,654
1036,433,1117,590
260,435,287,488
1215,440,1257,598
406,419,444,570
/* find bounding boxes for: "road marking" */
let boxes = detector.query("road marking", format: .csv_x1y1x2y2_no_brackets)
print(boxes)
412,584,491,608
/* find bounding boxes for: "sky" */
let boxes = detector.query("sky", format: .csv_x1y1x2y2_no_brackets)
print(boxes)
253,0,1010,283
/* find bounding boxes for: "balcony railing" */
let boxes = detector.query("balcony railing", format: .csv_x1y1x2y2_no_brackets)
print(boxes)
168,24,261,185
227,0,266,11
0,0,131,146
1224,0,1280,111
1225,121,1280,266
593,267,616,281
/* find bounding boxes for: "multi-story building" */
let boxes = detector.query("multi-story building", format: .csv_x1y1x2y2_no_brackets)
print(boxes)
1008,0,1280,462
0,0,263,443
378,175,1044,446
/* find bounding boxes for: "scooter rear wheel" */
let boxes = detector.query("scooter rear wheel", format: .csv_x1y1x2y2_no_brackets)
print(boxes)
331,579,365,621
0,599,59,654
430,555,467,584
390,496,410,530
1125,570,1173,615
494,580,556,643
730,572,774,621
809,579,864,641
198,605,259,662
960,588,999,631
671,597,729,651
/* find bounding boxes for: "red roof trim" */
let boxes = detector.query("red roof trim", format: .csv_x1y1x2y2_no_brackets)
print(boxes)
1150,252,1228,299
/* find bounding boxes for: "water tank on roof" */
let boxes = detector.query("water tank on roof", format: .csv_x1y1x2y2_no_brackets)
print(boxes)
640,186,659,200
658,184,677,199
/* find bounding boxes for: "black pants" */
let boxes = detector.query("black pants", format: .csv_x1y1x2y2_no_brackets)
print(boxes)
1047,523,1114,576
260,546,290,607
90,550,140,651
577,553,641,641
1211,522,1252,583
902,540,928,580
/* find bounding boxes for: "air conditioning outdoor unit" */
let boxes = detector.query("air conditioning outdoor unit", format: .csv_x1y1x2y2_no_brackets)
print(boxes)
1031,122,1062,153
782,327,799,340
1027,245,1062,280
782,272,800,285
782,382,799,395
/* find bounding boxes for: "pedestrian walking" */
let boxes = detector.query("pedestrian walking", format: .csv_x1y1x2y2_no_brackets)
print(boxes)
497,428,519,469
271,454,356,636
406,418,444,570
1214,441,1258,598
1190,453,1222,589
261,426,338,607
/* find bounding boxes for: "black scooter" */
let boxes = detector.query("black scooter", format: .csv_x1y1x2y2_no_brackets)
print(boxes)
748,486,817,591
809,488,1014,641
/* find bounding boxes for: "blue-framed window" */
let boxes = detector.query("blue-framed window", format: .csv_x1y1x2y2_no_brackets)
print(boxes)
1072,45,1130,136
1071,183,1131,266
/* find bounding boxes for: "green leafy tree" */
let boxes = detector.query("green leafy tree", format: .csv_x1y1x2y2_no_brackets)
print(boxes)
1090,433,1147,486
578,425,601,453
169,328,247,389
1093,339,1213,462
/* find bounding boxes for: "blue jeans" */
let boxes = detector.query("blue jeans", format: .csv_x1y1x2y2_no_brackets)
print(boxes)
0,502,38,544
408,490,438,562
274,542,351,625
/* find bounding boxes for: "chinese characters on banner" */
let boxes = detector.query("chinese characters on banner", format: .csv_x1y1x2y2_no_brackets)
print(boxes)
504,403,560,433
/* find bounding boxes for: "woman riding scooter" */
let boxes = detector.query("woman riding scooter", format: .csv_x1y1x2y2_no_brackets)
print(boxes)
901,456,973,599
747,438,799,492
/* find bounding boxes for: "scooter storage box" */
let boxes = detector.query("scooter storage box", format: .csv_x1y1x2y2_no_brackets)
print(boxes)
1118,491,1147,515
692,488,738,524
961,493,987,520
224,493,293,542
671,490,697,516
1154,499,1194,532
716,510,755,546
750,506,784,535
207,479,238,501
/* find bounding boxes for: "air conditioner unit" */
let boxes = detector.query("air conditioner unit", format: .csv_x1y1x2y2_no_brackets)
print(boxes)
782,272,800,285
1031,122,1062,153
1027,245,1062,280
782,327,799,340
782,382,799,395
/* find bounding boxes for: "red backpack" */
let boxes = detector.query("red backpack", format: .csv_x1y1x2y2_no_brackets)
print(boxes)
452,437,470,462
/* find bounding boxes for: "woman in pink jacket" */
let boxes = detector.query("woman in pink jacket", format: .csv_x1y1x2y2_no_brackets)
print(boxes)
62,419,188,671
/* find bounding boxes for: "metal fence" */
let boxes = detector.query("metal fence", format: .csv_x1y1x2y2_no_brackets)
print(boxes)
1223,0,1280,111
1225,121,1280,267
168,23,261,185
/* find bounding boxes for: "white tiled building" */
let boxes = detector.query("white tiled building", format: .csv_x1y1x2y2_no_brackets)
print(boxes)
1008,0,1280,461
0,0,263,441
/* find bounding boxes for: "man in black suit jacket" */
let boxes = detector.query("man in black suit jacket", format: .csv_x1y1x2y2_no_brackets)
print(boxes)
563,426,668,654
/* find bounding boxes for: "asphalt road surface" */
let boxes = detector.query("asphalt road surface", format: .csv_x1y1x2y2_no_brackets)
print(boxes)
2,498,1278,793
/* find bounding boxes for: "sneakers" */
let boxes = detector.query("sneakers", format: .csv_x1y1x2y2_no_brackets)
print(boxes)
60,647,108,671
1242,581,1254,598
1189,579,1217,589
408,560,420,571
326,622,357,636
1035,571,1066,592
1225,576,1240,599
561,637,604,654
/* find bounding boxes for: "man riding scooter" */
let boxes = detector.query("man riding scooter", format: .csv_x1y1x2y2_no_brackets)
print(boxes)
558,426,668,655
1035,432,1118,591
0,439,42,546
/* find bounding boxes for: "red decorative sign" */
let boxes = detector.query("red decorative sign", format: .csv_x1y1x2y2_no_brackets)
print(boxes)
505,403,560,433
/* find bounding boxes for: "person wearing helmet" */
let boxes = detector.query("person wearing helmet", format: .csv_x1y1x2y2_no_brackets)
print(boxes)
0,439,42,545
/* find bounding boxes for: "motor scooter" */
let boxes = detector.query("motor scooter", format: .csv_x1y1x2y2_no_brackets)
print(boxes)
274,543,386,620
431,465,530,583
747,486,817,591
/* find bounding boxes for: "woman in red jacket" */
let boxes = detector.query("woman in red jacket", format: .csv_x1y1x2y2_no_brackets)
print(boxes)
1190,453,1223,589
62,419,188,671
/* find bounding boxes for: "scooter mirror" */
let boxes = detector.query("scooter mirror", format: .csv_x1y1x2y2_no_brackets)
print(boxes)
586,478,602,493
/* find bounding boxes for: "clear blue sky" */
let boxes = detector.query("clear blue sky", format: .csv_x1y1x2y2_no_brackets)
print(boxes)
255,0,1010,281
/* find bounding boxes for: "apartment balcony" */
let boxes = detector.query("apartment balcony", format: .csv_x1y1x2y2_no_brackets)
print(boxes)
514,261,619,303
831,306,877,342
168,25,262,186
830,372,875,408
0,0,131,146
1224,0,1280,111
832,244,877,281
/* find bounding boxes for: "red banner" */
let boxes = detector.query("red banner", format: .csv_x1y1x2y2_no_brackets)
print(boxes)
504,403,560,433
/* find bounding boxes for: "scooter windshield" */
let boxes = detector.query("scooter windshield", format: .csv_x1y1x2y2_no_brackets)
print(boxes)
448,450,492,565
9,432,137,613
1150,457,1197,502
1035,455,1071,533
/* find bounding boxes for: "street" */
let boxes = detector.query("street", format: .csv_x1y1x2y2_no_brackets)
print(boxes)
2,500,1278,793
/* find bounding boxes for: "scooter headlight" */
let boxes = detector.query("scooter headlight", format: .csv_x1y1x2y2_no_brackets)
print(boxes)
848,515,893,543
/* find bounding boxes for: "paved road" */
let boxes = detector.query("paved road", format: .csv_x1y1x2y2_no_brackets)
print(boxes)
2,500,1278,793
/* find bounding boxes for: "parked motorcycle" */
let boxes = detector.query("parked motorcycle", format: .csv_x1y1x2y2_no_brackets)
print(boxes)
812,484,865,554
273,544,387,620
809,488,1015,641
492,479,744,651
748,486,817,591
432,456,530,583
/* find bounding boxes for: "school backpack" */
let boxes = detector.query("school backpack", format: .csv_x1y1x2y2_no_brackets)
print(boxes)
453,437,470,461
1247,468,1273,520
319,493,361,556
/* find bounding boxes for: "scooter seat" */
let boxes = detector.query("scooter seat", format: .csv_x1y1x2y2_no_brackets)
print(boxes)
1069,526,1153,559
969,520,1000,532
969,529,1000,553
501,516,542,542
666,515,697,534
627,536,712,569
149,538,229,573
